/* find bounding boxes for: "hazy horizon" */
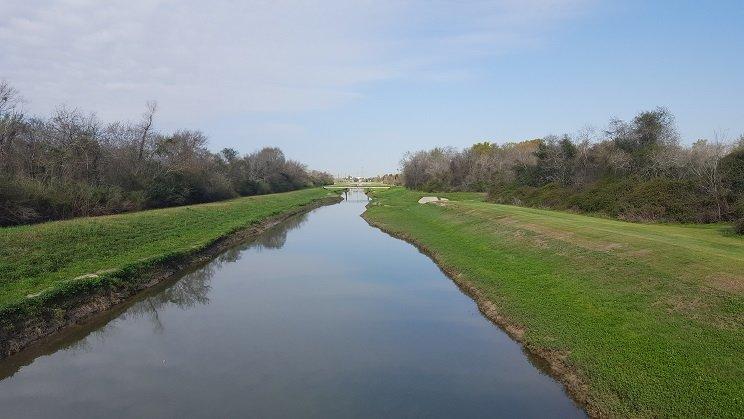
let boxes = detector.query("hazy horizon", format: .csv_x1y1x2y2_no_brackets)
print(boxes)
2,0,743,175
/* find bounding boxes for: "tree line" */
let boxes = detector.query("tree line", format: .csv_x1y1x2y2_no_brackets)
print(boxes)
0,81,333,226
400,108,744,230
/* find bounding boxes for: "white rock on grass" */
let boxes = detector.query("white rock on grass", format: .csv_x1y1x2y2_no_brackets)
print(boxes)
418,196,449,204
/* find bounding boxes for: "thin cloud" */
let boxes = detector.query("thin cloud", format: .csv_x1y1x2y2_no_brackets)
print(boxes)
0,0,592,123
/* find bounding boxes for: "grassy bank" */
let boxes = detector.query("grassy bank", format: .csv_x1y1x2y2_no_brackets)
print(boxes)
0,188,338,325
363,188,743,417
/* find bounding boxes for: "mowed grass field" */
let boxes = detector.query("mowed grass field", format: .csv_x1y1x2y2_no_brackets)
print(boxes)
0,188,336,312
364,188,743,417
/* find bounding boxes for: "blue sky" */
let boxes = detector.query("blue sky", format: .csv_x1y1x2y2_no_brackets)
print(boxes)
2,0,743,175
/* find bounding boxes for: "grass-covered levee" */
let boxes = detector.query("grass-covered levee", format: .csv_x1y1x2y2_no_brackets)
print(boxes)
364,187,743,418
0,188,341,357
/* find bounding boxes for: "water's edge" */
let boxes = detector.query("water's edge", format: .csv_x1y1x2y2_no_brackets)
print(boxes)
0,195,342,359
360,205,597,418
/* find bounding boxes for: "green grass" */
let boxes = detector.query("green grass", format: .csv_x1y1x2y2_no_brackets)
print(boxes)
364,187,743,417
0,188,337,313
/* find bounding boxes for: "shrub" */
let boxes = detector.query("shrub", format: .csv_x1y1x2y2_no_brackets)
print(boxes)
721,148,744,195
735,218,744,235
488,176,716,223
145,173,191,207
255,180,272,195
613,178,708,222
0,83,327,226
0,177,147,226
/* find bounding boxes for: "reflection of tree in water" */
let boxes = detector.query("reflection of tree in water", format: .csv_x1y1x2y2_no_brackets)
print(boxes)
72,264,218,342
219,212,309,263
0,212,315,367
133,264,216,333
254,212,308,249
90,212,309,335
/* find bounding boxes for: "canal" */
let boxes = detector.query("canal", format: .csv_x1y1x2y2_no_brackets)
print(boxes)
0,189,583,418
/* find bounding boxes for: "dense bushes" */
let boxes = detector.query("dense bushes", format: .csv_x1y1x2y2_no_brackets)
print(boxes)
401,107,744,224
0,178,145,223
721,148,744,197
490,178,716,222
735,218,744,235
0,82,333,226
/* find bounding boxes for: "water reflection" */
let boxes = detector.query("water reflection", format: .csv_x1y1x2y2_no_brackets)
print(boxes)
125,263,215,334
343,188,371,203
221,212,309,262
127,212,309,333
0,211,310,380
0,191,583,418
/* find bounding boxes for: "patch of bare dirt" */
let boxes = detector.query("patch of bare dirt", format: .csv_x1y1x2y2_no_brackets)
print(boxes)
706,272,744,294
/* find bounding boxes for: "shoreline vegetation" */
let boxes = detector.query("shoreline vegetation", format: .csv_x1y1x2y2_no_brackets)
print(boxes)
363,188,743,417
399,108,744,231
0,188,342,358
0,81,334,227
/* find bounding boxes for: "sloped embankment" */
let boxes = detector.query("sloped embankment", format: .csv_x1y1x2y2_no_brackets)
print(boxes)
0,188,342,358
363,187,743,418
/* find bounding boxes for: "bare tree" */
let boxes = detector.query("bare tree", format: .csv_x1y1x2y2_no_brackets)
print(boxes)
0,81,24,163
684,135,730,220
137,101,157,165
0,81,22,116
1,83,328,226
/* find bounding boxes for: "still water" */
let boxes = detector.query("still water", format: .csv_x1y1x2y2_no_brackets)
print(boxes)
0,189,583,418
